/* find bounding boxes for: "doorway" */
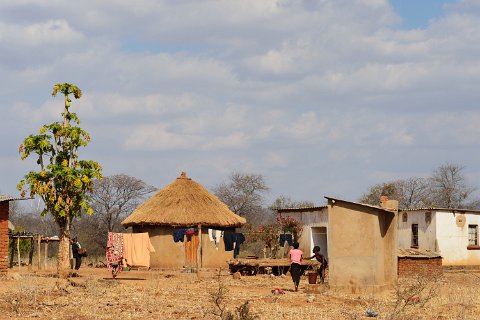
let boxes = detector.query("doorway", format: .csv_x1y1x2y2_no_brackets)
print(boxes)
311,227,328,258
185,232,199,268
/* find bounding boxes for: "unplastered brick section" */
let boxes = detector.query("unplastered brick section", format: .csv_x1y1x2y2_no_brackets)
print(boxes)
398,257,443,278
0,201,9,272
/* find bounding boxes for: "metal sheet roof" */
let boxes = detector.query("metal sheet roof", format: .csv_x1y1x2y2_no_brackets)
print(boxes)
275,206,327,212
325,196,397,213
400,207,480,214
0,194,26,202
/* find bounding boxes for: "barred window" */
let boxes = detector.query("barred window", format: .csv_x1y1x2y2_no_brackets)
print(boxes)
411,224,419,248
468,225,478,246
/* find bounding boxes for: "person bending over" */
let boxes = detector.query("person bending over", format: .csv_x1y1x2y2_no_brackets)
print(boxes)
305,246,327,283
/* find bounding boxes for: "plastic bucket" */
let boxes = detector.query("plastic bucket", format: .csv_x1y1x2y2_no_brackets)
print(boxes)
307,272,318,284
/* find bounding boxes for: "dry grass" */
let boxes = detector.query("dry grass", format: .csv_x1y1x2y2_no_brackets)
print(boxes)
0,268,479,319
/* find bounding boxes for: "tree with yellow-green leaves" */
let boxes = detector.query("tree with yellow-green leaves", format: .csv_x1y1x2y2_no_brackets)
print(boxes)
17,83,102,277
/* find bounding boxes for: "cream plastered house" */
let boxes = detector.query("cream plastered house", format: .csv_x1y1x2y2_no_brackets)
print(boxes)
398,208,480,266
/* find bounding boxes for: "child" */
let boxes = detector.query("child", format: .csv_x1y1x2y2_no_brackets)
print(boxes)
288,242,303,291
305,246,327,283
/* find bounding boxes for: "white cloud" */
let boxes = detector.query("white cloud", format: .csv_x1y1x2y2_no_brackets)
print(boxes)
0,19,83,46
203,132,250,150
3,0,480,204
124,124,201,150
263,151,289,168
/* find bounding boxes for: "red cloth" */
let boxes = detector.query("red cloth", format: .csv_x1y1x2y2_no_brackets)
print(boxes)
106,232,124,273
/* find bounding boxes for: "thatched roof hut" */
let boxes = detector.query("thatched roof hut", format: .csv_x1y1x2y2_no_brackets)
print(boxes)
122,171,246,228
121,172,246,269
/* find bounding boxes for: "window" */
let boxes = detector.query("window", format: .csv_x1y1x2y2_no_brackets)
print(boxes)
411,224,419,248
468,225,478,246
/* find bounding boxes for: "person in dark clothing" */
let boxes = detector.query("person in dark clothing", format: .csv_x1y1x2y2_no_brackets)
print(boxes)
288,242,303,291
233,233,245,258
71,236,82,270
305,246,327,283
223,231,235,251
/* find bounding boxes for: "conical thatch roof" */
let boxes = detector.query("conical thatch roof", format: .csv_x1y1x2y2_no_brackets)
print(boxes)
122,172,246,228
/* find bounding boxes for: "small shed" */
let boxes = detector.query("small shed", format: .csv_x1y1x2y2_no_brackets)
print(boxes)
1,194,26,273
326,196,398,293
122,172,246,269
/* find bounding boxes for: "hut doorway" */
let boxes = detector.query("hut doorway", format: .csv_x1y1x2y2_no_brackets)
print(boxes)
185,232,199,268
311,227,328,259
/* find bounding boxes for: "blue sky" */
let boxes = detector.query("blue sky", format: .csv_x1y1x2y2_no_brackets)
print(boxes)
391,0,458,29
1,0,480,209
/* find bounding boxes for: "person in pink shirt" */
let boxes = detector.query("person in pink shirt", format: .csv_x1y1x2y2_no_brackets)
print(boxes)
288,242,303,291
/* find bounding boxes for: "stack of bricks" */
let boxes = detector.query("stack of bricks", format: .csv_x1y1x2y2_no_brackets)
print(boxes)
0,201,9,273
398,257,443,278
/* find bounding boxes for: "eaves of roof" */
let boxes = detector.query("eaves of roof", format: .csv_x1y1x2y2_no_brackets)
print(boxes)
400,207,480,214
325,196,397,213
0,194,27,202
275,206,327,212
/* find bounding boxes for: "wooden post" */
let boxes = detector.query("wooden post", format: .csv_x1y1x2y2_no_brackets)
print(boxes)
37,235,41,270
197,224,202,271
17,237,21,270
9,238,15,268
28,238,34,270
44,241,49,270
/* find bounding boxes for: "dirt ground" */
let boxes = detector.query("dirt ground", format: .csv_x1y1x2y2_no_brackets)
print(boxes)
0,266,479,320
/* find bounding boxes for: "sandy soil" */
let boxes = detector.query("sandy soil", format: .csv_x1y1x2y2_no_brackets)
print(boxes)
1,267,479,319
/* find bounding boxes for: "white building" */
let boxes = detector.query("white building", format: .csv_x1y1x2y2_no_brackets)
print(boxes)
398,208,480,266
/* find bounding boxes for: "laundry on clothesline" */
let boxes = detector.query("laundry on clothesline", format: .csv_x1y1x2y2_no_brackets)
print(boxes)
106,232,155,271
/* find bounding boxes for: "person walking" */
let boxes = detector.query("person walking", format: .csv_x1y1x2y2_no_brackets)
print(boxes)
288,242,303,292
71,236,82,270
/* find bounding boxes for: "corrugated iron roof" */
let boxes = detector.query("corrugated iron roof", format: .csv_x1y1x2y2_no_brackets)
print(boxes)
0,194,26,202
400,207,480,214
275,206,327,212
325,196,397,213
398,248,442,259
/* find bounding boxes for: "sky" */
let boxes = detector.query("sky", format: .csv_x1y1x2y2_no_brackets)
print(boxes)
1,0,480,208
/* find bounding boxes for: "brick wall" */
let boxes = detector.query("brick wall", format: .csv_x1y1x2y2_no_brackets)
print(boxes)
398,257,443,278
0,201,9,273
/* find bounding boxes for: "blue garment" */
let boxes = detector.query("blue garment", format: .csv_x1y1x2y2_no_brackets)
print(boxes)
233,233,245,258
223,231,235,251
173,229,186,242
223,232,246,257
279,234,293,246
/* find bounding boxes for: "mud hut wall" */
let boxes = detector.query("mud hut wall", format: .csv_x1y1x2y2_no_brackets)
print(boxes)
379,207,398,288
0,201,8,272
284,209,328,257
327,200,397,292
133,225,184,268
200,228,234,268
